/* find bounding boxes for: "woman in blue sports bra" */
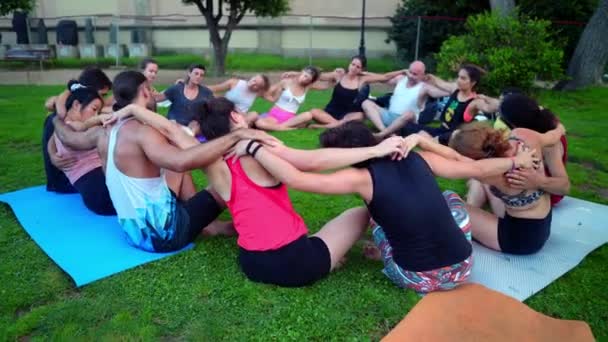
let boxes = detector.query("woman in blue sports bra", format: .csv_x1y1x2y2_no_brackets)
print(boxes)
448,121,566,254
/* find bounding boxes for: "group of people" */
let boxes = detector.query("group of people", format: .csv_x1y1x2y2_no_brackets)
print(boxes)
41,55,569,293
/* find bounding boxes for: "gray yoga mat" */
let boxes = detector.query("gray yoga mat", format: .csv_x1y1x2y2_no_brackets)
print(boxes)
469,196,608,301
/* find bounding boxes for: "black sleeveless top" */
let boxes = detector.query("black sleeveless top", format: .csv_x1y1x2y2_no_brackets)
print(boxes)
365,153,472,271
439,90,475,130
324,81,360,120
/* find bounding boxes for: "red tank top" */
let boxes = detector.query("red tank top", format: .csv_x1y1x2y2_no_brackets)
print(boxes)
225,157,308,251
547,135,568,206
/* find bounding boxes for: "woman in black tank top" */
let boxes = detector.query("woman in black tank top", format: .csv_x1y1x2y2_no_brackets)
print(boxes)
400,65,482,145
295,55,407,129
239,122,538,293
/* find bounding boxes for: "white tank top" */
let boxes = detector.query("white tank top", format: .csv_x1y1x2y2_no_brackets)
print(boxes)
105,118,175,251
388,77,423,116
275,87,306,114
225,79,258,113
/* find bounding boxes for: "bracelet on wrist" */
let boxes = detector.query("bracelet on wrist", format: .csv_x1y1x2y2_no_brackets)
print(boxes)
245,140,257,155
251,144,263,158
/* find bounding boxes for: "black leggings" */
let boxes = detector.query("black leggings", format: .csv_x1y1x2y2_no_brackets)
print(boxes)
73,167,116,216
238,235,331,287
498,210,552,255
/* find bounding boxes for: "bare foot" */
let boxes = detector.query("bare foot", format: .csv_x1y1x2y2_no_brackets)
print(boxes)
362,240,382,261
202,220,237,237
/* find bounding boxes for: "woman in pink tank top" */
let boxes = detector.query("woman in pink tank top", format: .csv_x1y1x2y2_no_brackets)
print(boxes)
196,98,415,287
49,82,116,215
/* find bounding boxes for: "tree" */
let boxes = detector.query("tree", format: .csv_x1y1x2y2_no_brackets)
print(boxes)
517,0,598,68
0,0,34,16
183,0,289,75
489,0,516,17
387,0,489,66
559,0,608,90
0,0,34,43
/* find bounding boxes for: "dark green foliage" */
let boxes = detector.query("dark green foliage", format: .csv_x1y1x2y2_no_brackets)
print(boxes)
387,0,490,67
436,12,563,95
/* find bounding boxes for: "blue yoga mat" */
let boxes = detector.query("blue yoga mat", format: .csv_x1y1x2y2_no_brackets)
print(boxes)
0,186,193,287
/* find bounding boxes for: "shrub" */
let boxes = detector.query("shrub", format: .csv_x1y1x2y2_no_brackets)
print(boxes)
435,11,563,95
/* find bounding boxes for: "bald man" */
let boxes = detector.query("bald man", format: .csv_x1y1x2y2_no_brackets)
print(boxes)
362,61,429,139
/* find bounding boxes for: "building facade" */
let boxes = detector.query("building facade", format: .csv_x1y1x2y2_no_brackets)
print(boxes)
0,0,400,58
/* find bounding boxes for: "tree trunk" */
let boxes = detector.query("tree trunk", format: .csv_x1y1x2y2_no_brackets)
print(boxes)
489,0,515,17
212,39,229,76
560,0,608,90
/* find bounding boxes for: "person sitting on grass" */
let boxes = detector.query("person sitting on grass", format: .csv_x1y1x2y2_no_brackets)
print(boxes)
47,81,116,215
360,60,428,139
466,92,570,216
398,64,484,145
53,70,276,252
303,56,407,129
206,74,272,126
234,121,539,293
253,66,330,131
153,63,213,127
106,96,414,287
449,119,566,255
43,67,113,194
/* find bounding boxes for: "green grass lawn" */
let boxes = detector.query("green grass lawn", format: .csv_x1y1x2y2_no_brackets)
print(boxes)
0,85,607,340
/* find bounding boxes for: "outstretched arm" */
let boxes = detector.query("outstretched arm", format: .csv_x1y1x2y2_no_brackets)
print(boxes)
138,127,279,173
207,79,237,95
53,116,103,151
264,136,407,172
264,79,286,103
407,134,470,162
425,74,457,94
318,68,343,83
420,83,451,100
419,147,538,180
361,69,407,84
107,104,199,149
473,94,500,113
538,123,566,147
247,143,368,196
55,90,71,119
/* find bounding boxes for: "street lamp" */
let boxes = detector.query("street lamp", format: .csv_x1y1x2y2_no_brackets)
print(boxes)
358,0,366,57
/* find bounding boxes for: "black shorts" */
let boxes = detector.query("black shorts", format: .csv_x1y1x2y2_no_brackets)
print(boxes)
238,235,331,287
399,122,454,145
73,167,116,216
151,189,223,253
43,113,76,194
498,210,552,255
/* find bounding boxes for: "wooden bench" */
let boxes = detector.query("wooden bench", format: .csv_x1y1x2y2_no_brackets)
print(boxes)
3,47,52,71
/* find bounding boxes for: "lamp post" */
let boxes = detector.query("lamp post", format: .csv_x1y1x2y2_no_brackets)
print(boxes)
358,0,366,57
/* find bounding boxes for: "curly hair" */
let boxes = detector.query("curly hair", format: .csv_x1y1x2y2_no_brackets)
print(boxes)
448,122,511,160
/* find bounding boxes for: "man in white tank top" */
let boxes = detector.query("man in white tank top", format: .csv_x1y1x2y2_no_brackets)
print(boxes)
362,61,429,139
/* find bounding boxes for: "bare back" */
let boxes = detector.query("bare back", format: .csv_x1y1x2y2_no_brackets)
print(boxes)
208,156,280,202
479,128,551,218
